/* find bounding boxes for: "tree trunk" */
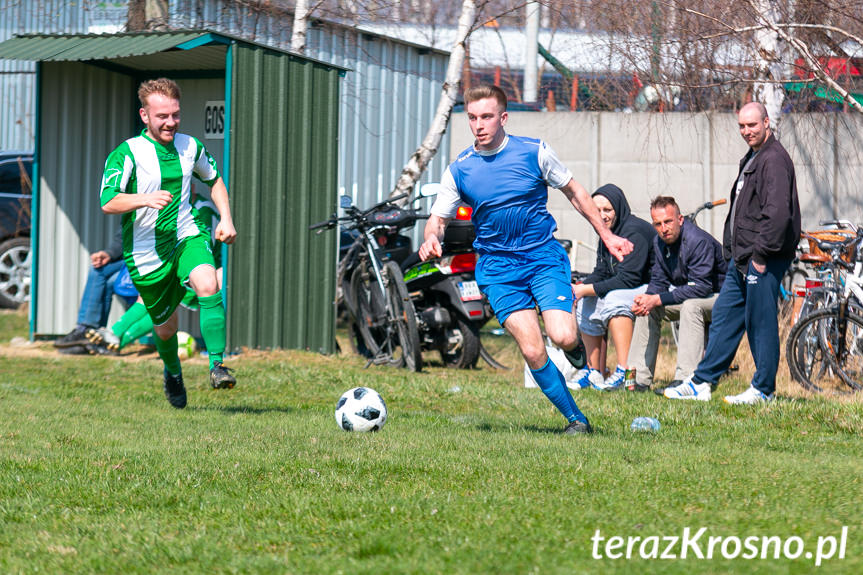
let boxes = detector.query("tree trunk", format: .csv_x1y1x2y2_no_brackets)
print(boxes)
291,0,310,54
127,0,169,32
750,0,787,135
752,2,863,116
390,0,478,200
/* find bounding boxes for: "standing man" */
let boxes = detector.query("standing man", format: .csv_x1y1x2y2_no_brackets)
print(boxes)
419,85,632,434
629,196,727,392
662,102,800,404
100,78,237,409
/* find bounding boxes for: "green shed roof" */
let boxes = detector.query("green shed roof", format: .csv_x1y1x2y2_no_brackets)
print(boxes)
0,29,348,73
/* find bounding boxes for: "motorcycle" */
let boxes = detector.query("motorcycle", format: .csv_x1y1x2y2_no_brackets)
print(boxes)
401,184,500,369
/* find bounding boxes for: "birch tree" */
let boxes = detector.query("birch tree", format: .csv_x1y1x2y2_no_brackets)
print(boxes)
390,0,481,199
291,0,311,53
750,0,789,133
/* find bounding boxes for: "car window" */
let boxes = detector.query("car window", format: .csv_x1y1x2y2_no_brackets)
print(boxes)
0,158,33,196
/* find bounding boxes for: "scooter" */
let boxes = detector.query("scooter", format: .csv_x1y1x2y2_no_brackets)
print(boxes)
401,184,502,369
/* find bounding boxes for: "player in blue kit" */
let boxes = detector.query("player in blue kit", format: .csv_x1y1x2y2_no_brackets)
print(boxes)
419,85,633,434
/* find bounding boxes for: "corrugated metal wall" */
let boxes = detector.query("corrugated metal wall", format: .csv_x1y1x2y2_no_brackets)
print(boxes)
0,0,114,150
227,43,341,354
307,24,449,212
36,61,134,335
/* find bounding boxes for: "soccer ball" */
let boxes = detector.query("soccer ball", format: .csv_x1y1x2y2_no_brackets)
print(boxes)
176,331,197,359
335,387,387,432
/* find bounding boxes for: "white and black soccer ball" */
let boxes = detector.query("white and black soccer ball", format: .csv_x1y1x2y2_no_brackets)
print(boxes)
335,387,387,432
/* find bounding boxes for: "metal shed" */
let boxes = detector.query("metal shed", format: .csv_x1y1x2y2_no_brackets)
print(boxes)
0,29,345,354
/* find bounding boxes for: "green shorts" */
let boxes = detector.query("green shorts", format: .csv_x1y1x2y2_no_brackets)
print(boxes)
133,234,215,325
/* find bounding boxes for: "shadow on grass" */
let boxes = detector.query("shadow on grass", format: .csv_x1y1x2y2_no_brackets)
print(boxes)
192,405,296,415
476,421,605,436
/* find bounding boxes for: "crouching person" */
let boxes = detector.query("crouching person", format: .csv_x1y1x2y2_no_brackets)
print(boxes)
629,196,727,393
572,184,656,390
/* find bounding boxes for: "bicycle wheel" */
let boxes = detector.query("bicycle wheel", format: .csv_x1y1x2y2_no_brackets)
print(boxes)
828,308,863,390
384,261,422,372
350,259,391,360
786,308,863,393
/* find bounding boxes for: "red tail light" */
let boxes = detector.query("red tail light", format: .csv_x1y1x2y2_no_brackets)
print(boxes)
797,278,823,297
448,253,477,273
456,205,473,220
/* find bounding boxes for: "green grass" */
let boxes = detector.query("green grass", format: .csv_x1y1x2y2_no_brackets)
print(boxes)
1,309,862,573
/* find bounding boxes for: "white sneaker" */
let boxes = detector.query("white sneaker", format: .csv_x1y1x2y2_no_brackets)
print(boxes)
593,366,626,391
723,385,774,405
570,368,604,390
663,378,712,401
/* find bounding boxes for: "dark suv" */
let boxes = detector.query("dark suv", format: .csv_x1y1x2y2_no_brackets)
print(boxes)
0,151,33,309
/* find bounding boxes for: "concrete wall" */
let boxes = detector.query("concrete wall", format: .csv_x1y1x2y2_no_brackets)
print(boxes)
449,112,863,272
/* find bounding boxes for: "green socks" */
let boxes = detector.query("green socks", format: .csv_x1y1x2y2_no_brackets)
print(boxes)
154,332,182,376
198,293,226,369
111,302,153,348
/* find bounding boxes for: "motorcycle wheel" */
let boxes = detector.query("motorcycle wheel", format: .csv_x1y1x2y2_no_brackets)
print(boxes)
384,261,423,372
439,314,480,369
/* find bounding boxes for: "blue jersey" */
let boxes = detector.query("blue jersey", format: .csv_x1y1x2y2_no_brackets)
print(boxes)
435,135,571,255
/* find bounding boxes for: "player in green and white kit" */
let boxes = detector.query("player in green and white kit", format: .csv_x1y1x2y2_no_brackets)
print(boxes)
86,192,224,353
100,78,237,409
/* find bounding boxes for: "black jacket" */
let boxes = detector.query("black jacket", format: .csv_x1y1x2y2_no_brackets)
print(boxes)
647,219,728,306
583,184,656,298
723,133,801,270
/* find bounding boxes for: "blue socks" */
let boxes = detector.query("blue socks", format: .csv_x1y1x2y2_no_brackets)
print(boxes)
530,358,588,424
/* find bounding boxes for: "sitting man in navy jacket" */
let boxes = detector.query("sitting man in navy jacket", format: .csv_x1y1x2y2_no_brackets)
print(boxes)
629,196,727,392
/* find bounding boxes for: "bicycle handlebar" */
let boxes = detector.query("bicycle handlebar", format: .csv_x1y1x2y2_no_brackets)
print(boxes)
309,191,422,232
819,219,859,233
685,198,727,222
309,217,337,231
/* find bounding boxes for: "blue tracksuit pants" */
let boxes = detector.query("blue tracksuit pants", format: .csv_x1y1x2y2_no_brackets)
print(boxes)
693,258,791,395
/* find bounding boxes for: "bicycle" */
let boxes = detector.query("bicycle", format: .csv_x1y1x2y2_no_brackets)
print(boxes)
785,226,863,393
789,221,861,323
311,193,423,372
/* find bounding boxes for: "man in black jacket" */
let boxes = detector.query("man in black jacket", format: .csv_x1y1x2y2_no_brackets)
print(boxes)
573,184,657,390
663,102,801,404
629,196,727,392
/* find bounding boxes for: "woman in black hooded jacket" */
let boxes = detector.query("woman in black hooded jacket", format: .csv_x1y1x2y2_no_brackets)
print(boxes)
572,184,657,390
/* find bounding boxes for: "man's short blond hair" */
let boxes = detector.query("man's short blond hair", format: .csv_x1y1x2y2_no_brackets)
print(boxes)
138,78,181,108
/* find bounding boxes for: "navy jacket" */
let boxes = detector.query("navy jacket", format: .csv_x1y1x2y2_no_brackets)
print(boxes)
647,219,728,306
582,184,657,298
105,227,124,262
723,133,800,270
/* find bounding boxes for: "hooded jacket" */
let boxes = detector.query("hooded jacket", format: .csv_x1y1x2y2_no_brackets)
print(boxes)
582,184,657,298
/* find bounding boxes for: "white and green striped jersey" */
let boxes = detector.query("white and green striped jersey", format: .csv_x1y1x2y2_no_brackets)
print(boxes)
100,130,221,279
191,195,222,268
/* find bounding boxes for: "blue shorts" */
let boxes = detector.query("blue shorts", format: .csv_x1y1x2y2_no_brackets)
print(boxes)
476,241,573,326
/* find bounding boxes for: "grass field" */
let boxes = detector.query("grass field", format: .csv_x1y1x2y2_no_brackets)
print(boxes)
1,306,861,574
